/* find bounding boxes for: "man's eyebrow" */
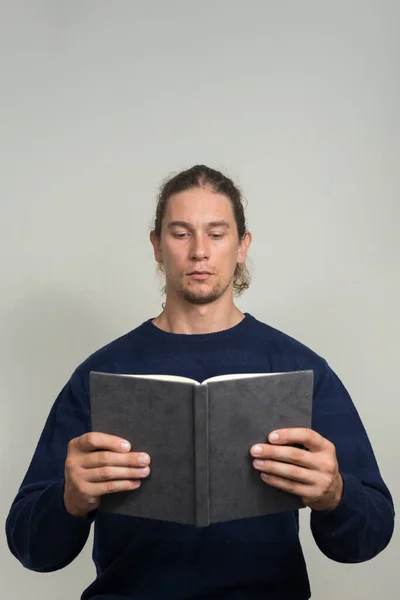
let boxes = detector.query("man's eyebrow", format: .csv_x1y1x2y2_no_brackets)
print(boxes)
166,220,231,229
207,220,231,228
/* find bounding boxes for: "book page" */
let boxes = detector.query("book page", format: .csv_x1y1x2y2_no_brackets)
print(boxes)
109,373,288,385
117,373,199,385
202,372,285,384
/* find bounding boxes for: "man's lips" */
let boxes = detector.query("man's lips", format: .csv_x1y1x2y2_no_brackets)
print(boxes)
187,271,213,279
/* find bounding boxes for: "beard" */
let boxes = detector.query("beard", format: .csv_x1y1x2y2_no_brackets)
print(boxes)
182,276,232,305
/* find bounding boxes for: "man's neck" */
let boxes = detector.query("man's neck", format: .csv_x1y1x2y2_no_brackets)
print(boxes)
152,301,245,335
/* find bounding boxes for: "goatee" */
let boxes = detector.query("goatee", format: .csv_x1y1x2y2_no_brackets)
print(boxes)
182,279,231,305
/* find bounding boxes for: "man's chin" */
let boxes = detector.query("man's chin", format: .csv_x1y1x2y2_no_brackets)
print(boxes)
182,283,223,305
183,290,220,305
179,278,232,305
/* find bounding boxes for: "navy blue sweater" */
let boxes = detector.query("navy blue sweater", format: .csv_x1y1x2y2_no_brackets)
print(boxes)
6,314,394,600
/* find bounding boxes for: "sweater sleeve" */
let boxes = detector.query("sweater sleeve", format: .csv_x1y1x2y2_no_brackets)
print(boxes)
310,361,395,563
5,370,95,572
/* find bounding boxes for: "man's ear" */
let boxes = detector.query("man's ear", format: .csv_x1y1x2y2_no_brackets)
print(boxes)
237,231,252,264
150,231,163,264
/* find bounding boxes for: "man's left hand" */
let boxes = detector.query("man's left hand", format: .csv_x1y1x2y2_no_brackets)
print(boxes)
250,428,343,512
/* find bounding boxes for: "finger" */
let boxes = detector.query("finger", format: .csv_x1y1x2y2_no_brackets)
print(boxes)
74,432,131,454
82,479,142,498
83,451,151,469
260,473,310,498
86,466,150,483
250,443,315,468
267,428,327,452
253,459,315,484
94,479,142,496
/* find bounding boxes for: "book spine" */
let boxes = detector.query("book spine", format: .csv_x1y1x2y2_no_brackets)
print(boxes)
193,385,209,527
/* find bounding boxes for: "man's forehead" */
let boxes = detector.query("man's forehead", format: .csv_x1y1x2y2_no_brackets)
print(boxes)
165,190,234,219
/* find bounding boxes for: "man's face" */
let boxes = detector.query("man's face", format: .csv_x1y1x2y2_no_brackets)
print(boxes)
151,186,251,305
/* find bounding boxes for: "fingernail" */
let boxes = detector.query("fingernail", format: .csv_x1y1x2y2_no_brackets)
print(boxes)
121,441,131,451
251,445,263,456
138,453,150,466
269,432,279,442
261,473,269,481
254,459,264,467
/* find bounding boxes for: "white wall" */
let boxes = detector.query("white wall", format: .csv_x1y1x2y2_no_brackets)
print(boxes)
1,1,398,598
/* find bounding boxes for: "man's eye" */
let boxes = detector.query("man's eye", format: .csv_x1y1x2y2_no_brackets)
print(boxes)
210,233,224,239
172,232,188,239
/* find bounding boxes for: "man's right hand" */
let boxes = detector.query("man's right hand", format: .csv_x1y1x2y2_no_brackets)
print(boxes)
63,432,151,517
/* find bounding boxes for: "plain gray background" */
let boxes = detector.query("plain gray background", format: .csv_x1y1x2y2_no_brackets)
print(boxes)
1,1,398,598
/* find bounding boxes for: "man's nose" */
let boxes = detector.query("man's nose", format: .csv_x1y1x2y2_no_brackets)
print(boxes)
189,234,210,260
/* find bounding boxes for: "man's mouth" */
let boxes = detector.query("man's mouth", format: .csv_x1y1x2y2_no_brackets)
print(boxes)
187,271,213,280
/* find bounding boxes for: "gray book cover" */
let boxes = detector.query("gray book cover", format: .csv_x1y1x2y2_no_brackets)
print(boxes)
89,370,313,526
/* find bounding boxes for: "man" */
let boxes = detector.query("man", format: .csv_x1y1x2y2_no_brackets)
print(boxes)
6,165,394,600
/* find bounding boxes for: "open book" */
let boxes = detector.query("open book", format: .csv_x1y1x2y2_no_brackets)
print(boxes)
90,369,313,526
